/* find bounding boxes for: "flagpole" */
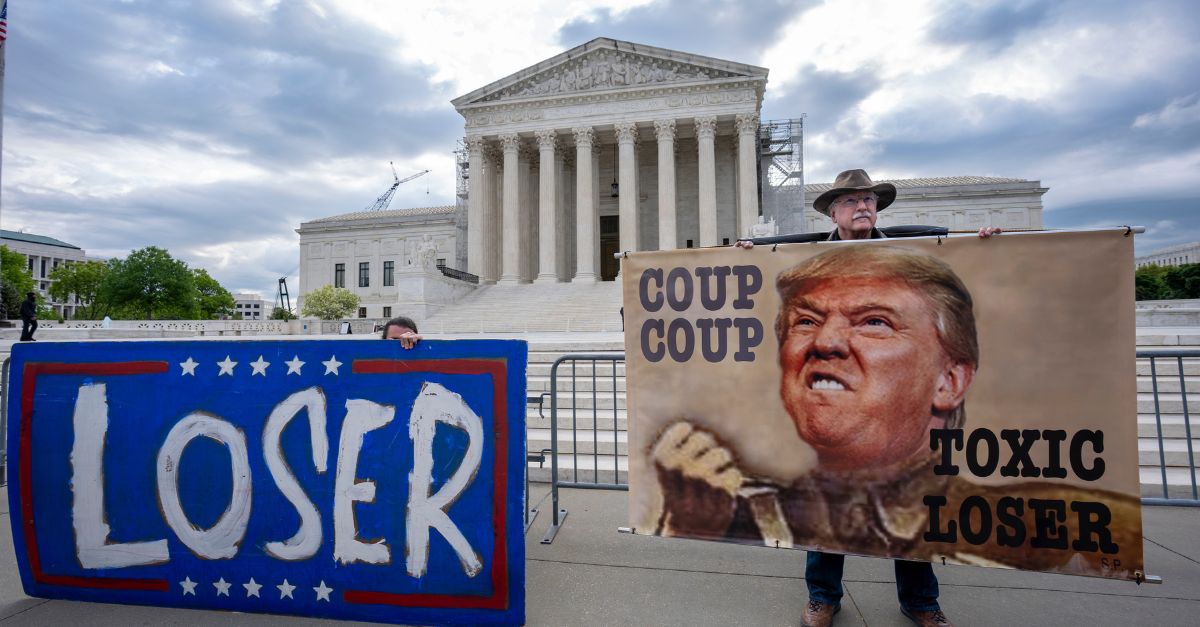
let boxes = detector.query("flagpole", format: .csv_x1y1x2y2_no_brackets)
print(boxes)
0,0,7,304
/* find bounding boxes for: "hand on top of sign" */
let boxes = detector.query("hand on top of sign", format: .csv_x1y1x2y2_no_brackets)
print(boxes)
392,331,422,349
734,239,755,250
978,226,1003,238
651,421,743,538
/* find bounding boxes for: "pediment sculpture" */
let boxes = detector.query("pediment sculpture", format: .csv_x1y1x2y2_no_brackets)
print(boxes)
477,50,741,103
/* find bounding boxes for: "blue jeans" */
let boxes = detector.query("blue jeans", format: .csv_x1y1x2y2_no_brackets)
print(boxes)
805,551,940,612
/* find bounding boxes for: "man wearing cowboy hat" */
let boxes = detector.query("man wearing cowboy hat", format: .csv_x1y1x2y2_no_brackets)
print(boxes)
738,168,1000,247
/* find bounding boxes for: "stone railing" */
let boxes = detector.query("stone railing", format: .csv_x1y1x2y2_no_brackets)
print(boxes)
0,318,310,338
1137,299,1200,327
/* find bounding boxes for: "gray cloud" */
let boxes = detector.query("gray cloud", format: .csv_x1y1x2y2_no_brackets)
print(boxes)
928,0,1051,51
557,0,816,65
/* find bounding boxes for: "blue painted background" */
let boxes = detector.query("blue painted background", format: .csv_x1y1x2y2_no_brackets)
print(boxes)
6,339,526,625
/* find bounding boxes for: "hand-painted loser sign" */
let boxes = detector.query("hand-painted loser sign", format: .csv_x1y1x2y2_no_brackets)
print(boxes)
6,339,526,625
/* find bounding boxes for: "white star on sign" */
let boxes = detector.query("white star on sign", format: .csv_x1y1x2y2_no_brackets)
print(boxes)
277,579,296,599
217,356,238,376
180,576,197,596
243,577,262,598
213,577,231,597
313,580,333,602
285,355,305,375
322,355,343,375
250,355,270,376
179,357,198,376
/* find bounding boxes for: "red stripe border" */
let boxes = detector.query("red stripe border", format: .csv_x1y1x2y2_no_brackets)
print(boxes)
20,361,171,592
345,358,510,610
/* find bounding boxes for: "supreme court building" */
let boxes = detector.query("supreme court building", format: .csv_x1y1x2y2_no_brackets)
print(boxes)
455,37,770,284
297,38,1047,316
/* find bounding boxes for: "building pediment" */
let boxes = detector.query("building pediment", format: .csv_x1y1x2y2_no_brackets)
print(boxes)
453,37,767,109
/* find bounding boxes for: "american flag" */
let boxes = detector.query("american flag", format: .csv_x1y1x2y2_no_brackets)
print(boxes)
1,1,7,43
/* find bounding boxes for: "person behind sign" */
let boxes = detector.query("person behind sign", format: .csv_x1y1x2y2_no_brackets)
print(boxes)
381,316,422,349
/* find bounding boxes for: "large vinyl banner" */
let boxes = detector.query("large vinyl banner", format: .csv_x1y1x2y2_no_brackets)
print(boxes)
623,230,1145,582
6,339,526,625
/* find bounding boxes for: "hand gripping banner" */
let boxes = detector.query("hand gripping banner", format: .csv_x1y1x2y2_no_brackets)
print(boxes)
6,339,526,625
622,230,1146,581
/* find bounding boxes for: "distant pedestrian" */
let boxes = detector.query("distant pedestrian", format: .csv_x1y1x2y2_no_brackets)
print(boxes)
19,292,38,342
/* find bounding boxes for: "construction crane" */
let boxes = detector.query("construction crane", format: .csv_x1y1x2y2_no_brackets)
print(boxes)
365,162,431,212
276,277,292,315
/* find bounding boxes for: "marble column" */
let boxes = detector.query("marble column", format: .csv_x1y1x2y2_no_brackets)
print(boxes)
557,153,571,280
735,113,759,239
518,144,537,282
615,122,639,263
535,129,559,283
466,135,485,277
695,116,718,247
572,127,597,282
486,145,503,283
654,119,677,251
498,133,521,285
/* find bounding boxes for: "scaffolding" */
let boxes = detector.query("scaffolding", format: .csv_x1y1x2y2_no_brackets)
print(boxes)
453,139,469,271
758,116,805,236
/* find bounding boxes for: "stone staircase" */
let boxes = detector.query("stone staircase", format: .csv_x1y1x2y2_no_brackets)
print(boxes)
418,281,624,333
1136,329,1200,498
522,339,628,484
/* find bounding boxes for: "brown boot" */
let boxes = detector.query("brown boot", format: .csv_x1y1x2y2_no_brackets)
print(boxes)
901,607,953,626
801,599,840,627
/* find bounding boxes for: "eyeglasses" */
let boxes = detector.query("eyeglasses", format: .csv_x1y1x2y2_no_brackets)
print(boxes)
833,195,878,208
835,193,883,209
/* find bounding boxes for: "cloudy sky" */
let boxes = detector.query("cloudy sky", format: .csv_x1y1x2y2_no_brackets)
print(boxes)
3,0,1198,298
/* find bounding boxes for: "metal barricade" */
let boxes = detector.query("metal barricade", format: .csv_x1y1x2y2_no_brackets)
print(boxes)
541,352,626,544
1139,349,1200,506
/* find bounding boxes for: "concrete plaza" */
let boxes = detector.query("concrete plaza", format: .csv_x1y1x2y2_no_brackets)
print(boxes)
0,486,1196,626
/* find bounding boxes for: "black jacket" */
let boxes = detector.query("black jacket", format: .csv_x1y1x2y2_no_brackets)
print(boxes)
19,298,37,321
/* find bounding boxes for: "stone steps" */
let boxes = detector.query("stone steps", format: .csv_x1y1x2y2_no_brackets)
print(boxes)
421,282,624,334
1136,375,1200,393
1137,414,1200,439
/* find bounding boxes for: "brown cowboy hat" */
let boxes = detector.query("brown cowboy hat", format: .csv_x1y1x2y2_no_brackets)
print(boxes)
812,169,897,216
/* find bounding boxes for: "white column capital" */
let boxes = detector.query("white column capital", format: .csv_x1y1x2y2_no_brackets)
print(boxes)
615,122,639,145
653,119,676,142
499,133,521,153
695,116,718,139
535,129,558,151
735,112,759,136
572,126,595,148
466,135,486,154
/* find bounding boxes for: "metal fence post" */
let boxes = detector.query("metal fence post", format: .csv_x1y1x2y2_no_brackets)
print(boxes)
541,352,627,544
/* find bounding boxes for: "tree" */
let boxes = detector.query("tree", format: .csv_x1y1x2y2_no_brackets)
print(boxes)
1162,264,1200,300
270,306,297,320
192,268,235,319
1135,264,1170,301
48,260,111,319
301,285,360,320
106,246,195,319
0,245,35,319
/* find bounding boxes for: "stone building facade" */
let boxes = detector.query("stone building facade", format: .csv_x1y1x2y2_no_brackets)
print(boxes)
296,38,1051,318
295,206,458,318
1136,241,1200,269
1,229,90,319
